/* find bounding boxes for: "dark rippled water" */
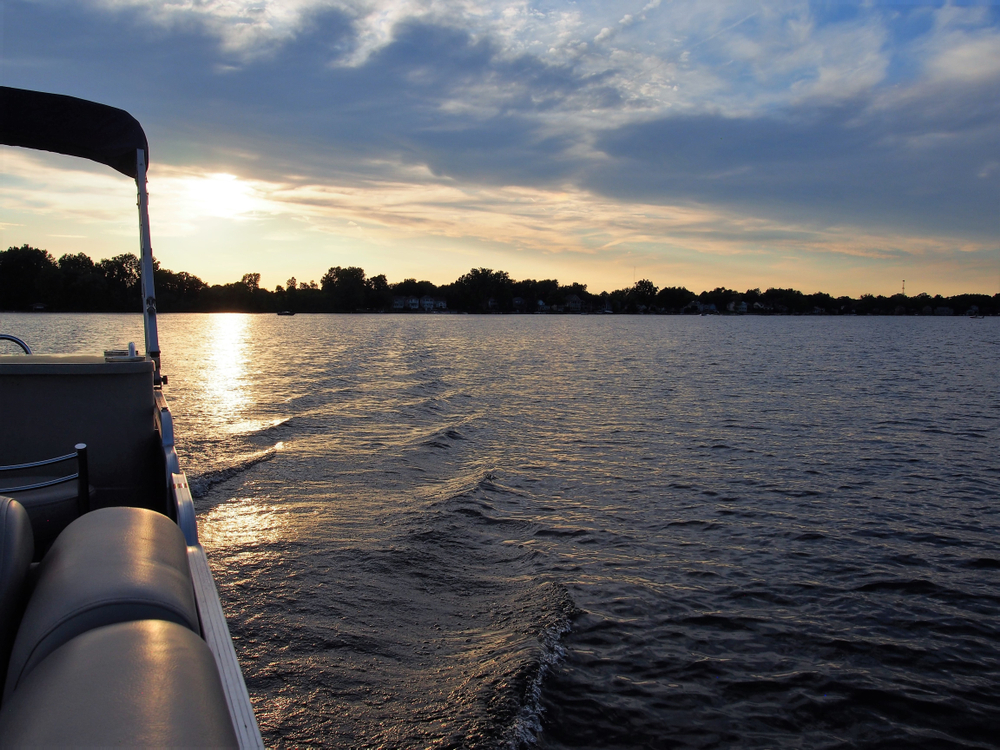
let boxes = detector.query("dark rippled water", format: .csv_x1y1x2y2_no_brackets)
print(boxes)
3,313,999,748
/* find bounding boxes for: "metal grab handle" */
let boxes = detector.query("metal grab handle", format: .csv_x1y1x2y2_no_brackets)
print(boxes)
0,451,77,472
0,334,31,354
0,445,89,515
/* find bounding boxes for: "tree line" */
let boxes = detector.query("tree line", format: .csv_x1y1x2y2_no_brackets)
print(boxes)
1,244,997,316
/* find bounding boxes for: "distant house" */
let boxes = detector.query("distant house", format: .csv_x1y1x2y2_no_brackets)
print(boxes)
537,300,549,312
420,295,435,311
565,294,582,313
487,297,499,311
513,296,526,312
408,296,420,310
434,298,447,311
934,306,954,316
392,296,406,311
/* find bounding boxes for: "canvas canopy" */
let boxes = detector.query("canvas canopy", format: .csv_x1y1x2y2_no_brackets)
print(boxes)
0,87,148,178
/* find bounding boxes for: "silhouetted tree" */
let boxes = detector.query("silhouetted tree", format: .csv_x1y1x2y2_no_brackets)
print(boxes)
58,252,107,311
447,268,513,312
366,274,393,310
155,268,207,311
761,287,808,314
98,253,141,311
0,245,60,310
512,278,560,310
321,266,368,311
4,243,998,315
392,278,438,299
655,286,696,312
699,287,737,313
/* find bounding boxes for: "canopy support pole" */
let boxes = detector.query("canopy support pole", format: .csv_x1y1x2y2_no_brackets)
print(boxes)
136,149,161,384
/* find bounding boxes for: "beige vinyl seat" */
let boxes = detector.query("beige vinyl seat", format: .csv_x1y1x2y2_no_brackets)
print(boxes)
3,506,200,698
0,619,238,747
0,505,237,746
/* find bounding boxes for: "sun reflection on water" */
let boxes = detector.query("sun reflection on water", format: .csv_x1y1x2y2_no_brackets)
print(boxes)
200,496,283,548
203,314,250,429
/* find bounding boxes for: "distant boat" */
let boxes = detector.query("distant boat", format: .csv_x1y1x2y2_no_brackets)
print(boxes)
277,310,296,316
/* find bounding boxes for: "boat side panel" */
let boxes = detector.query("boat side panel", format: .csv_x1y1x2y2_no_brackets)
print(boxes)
0,359,162,511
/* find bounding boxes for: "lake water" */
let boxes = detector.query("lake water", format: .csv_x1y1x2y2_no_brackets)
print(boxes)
2,312,998,748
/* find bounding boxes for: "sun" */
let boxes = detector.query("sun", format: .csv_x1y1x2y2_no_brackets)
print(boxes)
177,172,261,220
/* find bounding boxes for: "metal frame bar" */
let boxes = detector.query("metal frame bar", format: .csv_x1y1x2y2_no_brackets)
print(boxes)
136,149,161,383
0,445,89,514
187,543,263,748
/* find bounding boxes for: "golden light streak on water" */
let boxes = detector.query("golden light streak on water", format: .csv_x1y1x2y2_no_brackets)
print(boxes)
202,313,251,429
199,496,284,548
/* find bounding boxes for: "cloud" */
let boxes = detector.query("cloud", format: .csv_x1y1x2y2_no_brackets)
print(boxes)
3,0,998,294
923,19,1000,85
589,90,999,239
6,144,990,271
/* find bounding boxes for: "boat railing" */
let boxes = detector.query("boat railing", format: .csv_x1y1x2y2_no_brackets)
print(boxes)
0,335,32,354
0,444,90,516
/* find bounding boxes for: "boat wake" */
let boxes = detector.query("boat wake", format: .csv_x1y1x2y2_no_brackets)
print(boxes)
188,443,282,498
504,601,575,748
413,471,579,747
226,416,294,437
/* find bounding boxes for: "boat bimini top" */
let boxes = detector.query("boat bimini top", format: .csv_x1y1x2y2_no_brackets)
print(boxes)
0,86,161,379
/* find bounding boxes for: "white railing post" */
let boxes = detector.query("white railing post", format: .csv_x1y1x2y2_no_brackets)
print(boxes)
136,148,161,383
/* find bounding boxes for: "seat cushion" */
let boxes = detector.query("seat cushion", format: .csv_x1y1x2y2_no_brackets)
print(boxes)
0,619,238,747
0,497,33,692
4,506,199,698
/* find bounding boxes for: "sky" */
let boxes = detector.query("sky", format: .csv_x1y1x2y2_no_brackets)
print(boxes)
1,0,999,296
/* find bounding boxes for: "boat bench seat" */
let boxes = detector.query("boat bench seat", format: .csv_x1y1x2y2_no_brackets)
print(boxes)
0,504,237,746
4,506,200,698
0,619,238,747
